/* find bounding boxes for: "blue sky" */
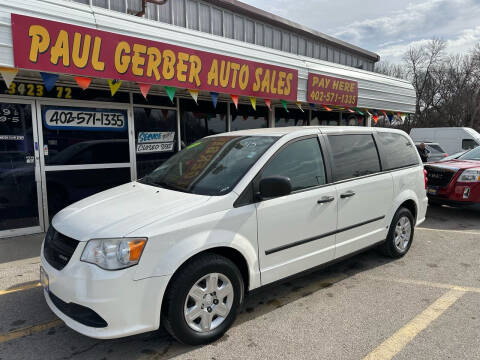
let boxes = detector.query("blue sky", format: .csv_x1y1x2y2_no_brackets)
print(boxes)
242,0,480,62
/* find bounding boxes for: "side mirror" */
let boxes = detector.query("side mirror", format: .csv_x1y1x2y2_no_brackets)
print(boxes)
258,176,292,199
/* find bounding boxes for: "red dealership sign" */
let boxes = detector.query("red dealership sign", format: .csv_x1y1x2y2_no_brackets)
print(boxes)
307,73,358,107
11,14,298,101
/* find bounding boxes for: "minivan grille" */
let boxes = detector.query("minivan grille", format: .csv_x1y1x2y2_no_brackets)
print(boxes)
425,166,456,187
43,226,79,271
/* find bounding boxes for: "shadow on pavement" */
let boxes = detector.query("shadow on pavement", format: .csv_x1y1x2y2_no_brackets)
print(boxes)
421,205,480,232
0,233,44,264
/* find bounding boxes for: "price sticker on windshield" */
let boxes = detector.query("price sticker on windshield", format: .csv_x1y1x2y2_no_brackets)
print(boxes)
43,106,127,132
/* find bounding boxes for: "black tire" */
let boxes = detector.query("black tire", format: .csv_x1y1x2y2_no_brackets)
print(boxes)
380,207,415,258
162,253,244,345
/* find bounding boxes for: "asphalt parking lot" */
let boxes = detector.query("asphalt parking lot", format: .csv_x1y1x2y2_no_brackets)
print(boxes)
1,205,479,360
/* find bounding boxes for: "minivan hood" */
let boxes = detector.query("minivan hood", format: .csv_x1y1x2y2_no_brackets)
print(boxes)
52,182,210,241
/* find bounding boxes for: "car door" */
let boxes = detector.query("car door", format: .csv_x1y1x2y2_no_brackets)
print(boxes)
256,136,338,285
326,133,393,258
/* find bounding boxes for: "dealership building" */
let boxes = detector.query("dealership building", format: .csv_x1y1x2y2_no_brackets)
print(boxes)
0,0,415,237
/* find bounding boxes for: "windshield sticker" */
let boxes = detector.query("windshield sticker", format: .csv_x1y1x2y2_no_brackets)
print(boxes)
136,142,175,154
138,132,175,144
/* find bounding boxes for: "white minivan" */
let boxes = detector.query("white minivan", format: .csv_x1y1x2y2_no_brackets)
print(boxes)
40,127,427,345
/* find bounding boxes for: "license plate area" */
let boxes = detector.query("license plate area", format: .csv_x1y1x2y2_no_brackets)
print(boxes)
427,186,438,195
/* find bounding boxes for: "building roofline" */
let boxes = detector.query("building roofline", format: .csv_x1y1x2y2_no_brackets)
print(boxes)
202,0,380,62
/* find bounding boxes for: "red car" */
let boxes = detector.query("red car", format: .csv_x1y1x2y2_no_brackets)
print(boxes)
424,146,480,206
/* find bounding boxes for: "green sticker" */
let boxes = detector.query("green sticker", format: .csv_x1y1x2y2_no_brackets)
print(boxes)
187,142,202,149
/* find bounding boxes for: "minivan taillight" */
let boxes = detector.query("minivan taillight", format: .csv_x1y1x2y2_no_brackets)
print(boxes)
424,169,428,189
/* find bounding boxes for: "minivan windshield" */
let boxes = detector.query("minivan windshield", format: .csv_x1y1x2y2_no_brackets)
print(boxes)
458,146,480,160
140,136,278,196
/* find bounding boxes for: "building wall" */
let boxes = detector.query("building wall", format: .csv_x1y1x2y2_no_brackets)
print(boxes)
68,0,376,71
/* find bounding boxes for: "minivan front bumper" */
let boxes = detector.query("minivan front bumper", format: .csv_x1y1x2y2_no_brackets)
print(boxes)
41,242,171,339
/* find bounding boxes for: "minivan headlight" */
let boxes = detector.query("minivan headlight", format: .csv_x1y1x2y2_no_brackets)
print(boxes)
81,238,147,270
457,169,480,182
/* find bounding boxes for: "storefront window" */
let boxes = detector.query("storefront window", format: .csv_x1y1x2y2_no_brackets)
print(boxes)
134,107,178,178
41,106,130,165
275,107,308,127
311,110,341,126
231,104,268,131
181,99,228,147
46,168,131,219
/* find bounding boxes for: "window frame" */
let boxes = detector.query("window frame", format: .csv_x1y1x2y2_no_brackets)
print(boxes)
372,132,420,171
325,132,383,183
234,134,333,207
462,138,478,150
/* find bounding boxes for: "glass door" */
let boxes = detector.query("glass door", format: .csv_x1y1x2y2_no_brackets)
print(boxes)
36,99,133,224
0,98,43,237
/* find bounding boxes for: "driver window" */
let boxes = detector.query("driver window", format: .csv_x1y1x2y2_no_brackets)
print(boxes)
261,137,326,192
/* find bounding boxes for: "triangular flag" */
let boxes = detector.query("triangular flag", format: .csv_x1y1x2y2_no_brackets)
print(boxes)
188,89,199,104
346,107,355,113
281,100,289,113
296,102,304,112
0,67,18,88
164,86,176,103
40,72,59,92
354,107,364,115
138,83,151,99
364,108,372,116
230,94,239,109
381,110,388,117
249,96,256,110
372,114,379,124
108,79,122,96
309,103,316,110
75,76,91,91
210,92,219,108
322,104,332,111
387,114,393,123
264,99,272,111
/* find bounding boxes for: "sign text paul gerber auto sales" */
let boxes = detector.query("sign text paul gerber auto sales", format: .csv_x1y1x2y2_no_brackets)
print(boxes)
11,14,298,101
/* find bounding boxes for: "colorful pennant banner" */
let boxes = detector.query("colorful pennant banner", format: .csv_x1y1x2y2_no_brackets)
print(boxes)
264,99,272,111
74,76,91,90
40,72,59,92
0,67,18,88
188,89,199,104
164,86,176,103
231,94,239,109
281,100,289,113
296,102,304,112
210,92,219,108
249,97,256,111
138,83,151,99
322,104,332,112
108,79,122,96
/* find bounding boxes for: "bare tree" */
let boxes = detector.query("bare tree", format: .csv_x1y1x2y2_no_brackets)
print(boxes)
403,39,446,128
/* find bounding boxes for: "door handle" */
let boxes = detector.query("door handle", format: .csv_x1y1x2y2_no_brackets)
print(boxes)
317,196,335,204
340,191,356,198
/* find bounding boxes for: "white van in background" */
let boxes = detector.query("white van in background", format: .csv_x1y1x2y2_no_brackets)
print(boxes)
409,127,480,155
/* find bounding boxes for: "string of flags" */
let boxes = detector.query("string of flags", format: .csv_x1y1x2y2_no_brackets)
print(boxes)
0,68,407,124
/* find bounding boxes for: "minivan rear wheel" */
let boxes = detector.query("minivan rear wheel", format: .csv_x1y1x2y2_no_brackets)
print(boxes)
162,253,244,345
380,207,414,258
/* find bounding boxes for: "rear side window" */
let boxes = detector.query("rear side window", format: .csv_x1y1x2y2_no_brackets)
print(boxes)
261,137,326,191
328,134,380,181
428,144,444,153
376,133,419,170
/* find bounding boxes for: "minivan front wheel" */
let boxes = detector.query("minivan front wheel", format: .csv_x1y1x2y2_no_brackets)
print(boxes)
162,254,244,345
380,207,414,258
